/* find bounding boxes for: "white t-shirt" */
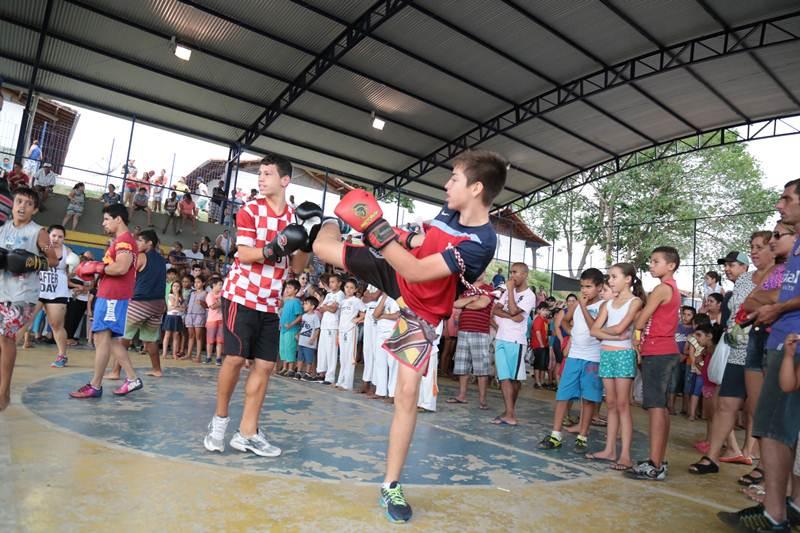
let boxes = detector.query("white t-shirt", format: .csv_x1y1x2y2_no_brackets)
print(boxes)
495,287,535,344
339,295,365,332
364,298,380,328
184,250,203,261
320,290,344,330
377,296,400,337
570,300,603,362
298,312,320,348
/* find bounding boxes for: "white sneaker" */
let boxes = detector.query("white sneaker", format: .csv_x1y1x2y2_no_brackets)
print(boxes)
229,429,281,457
203,415,230,453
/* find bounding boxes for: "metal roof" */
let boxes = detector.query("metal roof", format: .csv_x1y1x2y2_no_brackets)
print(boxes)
1,0,799,210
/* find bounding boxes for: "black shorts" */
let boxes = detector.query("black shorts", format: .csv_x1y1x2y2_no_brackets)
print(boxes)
39,297,68,305
221,299,279,362
532,347,549,370
641,354,680,409
343,244,401,300
718,363,747,399
134,205,148,211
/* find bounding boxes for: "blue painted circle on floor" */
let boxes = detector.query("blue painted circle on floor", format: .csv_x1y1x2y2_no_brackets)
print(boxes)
23,367,648,485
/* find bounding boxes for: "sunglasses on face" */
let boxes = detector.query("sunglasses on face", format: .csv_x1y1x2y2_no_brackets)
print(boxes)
773,231,794,240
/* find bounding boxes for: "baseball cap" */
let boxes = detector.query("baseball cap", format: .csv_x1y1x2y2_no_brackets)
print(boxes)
717,251,750,266
43,162,52,168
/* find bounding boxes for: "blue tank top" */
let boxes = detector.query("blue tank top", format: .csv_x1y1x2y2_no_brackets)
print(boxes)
767,238,800,350
133,249,167,301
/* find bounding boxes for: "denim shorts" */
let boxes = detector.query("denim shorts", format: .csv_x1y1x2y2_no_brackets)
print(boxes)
641,354,679,409
753,349,800,447
668,361,686,394
745,328,768,371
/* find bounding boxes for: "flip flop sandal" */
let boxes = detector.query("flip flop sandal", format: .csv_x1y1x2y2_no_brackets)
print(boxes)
491,417,518,426
719,454,753,465
742,484,766,503
611,462,633,471
738,467,764,486
590,417,608,427
585,453,615,462
446,397,467,404
479,403,489,410
688,456,719,474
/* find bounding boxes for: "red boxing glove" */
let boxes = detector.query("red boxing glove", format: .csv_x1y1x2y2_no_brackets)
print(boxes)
74,261,105,281
334,189,396,250
393,228,417,249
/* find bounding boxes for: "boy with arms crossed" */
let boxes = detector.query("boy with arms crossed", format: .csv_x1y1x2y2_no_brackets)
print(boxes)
313,150,506,523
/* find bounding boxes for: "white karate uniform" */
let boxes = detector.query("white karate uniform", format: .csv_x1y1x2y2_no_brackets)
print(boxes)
362,294,380,383
417,322,443,411
336,295,365,390
318,290,344,382
373,296,399,397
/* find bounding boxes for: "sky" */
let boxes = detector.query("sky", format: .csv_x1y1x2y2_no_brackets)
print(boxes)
2,99,797,293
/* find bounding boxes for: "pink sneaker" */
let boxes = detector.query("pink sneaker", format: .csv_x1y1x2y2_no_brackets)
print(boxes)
69,384,102,398
113,378,143,396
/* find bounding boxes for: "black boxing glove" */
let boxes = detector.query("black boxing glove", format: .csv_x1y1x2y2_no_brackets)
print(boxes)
0,247,7,271
294,201,323,253
262,224,308,262
7,249,47,274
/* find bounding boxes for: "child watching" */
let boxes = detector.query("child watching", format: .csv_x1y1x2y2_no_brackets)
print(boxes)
205,277,224,365
185,275,208,363
589,263,644,470
62,182,85,231
162,281,185,359
278,279,303,377
297,296,320,381
688,322,724,472
629,246,682,481
163,191,179,234
673,305,696,415
316,273,343,383
336,278,366,390
130,186,153,227
539,268,604,451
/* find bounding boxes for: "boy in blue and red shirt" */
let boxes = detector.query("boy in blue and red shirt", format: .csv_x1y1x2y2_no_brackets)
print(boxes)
312,149,507,523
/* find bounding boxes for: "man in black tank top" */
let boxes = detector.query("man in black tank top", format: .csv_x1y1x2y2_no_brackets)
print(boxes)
106,230,167,379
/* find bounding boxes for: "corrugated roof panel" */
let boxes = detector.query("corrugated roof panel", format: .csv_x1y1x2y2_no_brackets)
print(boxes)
0,0,45,27
0,20,40,61
344,38,508,121
607,0,716,46
313,66,474,140
251,134,389,183
35,71,242,142
758,45,800,110
634,68,745,133
50,1,287,106
76,0,311,79
512,0,653,66
290,92,441,156
195,0,343,53
503,170,550,197
507,118,613,168
474,135,575,179
0,58,34,88
375,7,546,102
703,0,800,26
689,48,800,122
41,42,261,128
416,0,598,84
268,115,419,172
543,102,648,157
299,0,380,24
586,85,691,143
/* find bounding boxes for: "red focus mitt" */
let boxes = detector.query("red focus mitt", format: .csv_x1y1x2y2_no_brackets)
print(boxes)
74,261,105,281
334,189,396,250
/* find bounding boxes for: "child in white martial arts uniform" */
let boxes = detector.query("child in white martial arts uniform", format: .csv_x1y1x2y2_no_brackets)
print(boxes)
417,322,444,412
316,273,343,384
335,279,365,390
361,285,381,394
373,292,400,400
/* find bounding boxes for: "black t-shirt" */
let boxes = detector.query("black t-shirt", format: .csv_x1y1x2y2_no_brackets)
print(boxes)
211,187,225,205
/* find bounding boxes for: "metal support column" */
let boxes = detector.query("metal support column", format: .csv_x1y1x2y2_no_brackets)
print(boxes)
121,115,136,192
691,218,698,303
321,170,329,213
14,0,54,163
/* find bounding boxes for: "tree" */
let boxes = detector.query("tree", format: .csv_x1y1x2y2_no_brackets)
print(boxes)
522,131,777,286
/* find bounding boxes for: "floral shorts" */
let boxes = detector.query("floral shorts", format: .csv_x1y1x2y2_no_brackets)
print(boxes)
0,302,36,338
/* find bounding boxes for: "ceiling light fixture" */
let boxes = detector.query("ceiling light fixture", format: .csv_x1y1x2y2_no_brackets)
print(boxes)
371,111,385,131
170,36,192,61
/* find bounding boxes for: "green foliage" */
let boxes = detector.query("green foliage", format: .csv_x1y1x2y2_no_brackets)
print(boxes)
522,134,777,285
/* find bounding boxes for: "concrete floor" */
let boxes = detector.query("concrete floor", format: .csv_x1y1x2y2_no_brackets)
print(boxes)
2,346,753,532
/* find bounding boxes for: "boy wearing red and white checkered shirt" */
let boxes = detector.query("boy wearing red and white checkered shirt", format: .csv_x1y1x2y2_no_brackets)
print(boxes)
203,154,317,458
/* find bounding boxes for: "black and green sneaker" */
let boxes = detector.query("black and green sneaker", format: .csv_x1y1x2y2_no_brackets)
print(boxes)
380,482,412,523
538,434,562,450
718,503,763,528
722,504,791,532
574,435,588,452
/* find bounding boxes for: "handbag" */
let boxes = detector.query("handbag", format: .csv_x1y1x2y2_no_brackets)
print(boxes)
707,336,730,385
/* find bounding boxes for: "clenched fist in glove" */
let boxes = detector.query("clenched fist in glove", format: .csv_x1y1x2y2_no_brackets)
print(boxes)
294,201,322,253
263,224,308,261
74,261,106,281
6,249,48,275
0,247,7,271
334,189,397,250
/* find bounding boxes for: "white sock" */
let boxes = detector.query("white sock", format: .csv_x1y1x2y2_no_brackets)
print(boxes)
550,431,562,440
789,499,800,513
763,510,783,526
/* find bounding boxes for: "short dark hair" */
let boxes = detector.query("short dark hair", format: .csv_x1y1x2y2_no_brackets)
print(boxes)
704,271,721,283
13,186,39,209
536,302,550,311
451,150,507,206
693,312,711,327
680,305,696,315
328,272,341,282
566,293,578,301
138,187,147,192
652,246,680,270
47,224,66,235
344,278,358,288
750,230,772,246
103,203,129,224
284,279,301,292
138,229,159,248
261,154,292,179
784,178,800,196
304,296,319,308
706,292,723,305
580,267,605,286
167,267,178,275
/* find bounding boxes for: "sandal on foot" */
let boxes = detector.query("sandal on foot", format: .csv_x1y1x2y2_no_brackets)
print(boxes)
742,483,766,503
738,467,764,486
688,456,719,474
719,454,752,465
585,453,615,462
611,462,633,471
446,397,467,404
590,417,607,427
479,403,489,410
